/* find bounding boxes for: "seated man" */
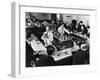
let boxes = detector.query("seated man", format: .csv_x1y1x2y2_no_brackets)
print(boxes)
36,45,55,67
26,31,36,67
26,30,44,67
72,43,89,65
78,21,88,35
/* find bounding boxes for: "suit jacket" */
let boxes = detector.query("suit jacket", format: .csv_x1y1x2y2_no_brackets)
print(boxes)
81,27,88,35
78,25,88,35
72,49,86,65
36,55,55,67
26,41,34,67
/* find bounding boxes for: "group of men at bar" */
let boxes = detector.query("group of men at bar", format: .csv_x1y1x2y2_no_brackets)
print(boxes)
26,13,90,67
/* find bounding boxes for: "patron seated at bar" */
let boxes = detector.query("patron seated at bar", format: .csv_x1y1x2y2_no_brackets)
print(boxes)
72,43,89,65
26,31,36,67
36,45,55,66
78,21,88,35
26,30,48,67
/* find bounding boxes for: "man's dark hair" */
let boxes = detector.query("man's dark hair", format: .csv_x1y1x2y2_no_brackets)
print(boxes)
26,32,32,40
46,45,55,56
80,21,83,23
26,28,33,40
72,19,77,25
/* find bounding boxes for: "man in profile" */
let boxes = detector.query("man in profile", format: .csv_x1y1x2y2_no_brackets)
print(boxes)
26,31,36,67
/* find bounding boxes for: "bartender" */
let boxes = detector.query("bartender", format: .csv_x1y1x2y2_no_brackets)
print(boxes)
41,26,54,47
58,24,70,40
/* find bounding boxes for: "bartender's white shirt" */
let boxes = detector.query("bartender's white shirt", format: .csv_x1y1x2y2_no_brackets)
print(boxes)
41,31,53,46
58,25,70,35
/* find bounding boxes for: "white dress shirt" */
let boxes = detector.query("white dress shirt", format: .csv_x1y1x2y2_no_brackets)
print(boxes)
41,31,53,46
58,25,70,35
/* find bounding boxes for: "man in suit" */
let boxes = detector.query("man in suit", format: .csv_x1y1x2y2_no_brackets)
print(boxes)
72,43,88,65
78,21,88,35
70,20,77,32
26,32,35,67
36,45,55,67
